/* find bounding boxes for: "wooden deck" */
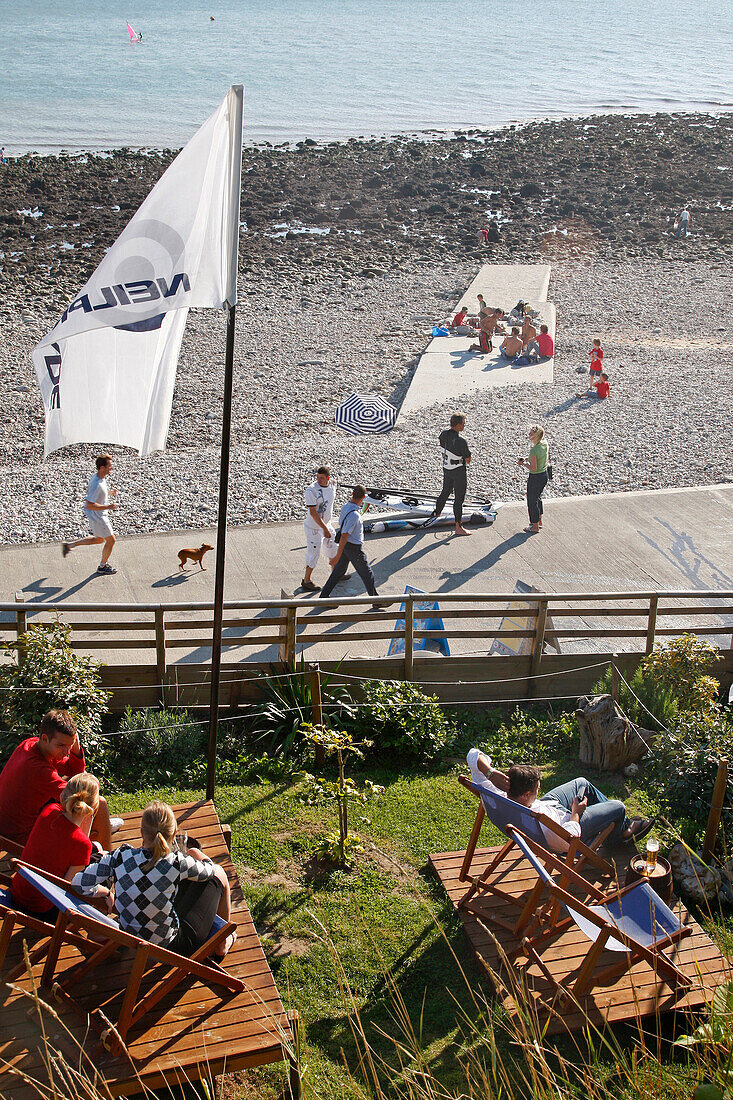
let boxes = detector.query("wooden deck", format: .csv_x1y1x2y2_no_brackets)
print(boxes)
430,842,731,1036
0,800,294,1099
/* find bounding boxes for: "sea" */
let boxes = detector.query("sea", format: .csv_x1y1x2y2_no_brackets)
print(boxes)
0,0,731,153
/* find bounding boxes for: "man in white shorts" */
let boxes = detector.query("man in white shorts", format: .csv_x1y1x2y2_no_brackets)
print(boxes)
301,465,338,592
62,454,118,575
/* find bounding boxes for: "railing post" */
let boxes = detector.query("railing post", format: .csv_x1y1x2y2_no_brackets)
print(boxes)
611,653,620,703
14,592,26,668
311,663,325,768
645,594,659,656
286,1009,302,1100
702,757,729,864
154,608,166,706
528,598,548,696
404,596,414,681
286,607,298,665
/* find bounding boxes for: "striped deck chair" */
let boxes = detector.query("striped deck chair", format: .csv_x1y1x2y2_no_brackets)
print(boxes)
508,825,693,1002
16,862,244,1053
457,776,614,934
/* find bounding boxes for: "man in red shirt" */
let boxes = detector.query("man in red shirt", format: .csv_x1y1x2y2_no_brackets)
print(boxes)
526,323,554,361
0,709,113,848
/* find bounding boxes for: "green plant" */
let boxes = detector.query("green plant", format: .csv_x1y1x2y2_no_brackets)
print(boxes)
249,657,356,759
592,635,720,730
301,723,383,867
0,619,109,766
650,709,733,829
107,707,207,789
353,679,450,761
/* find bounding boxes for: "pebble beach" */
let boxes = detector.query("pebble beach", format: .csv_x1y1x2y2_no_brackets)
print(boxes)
0,112,731,545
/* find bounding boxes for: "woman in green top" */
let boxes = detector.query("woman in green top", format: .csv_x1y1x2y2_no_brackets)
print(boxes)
518,425,548,534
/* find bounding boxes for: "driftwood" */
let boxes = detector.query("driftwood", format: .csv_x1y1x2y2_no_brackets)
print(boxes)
576,693,656,772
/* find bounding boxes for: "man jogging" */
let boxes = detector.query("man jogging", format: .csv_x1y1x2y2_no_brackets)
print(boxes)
318,485,378,601
302,465,338,591
424,414,472,537
62,454,118,574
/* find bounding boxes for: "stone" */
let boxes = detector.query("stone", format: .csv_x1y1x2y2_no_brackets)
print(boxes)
668,842,721,905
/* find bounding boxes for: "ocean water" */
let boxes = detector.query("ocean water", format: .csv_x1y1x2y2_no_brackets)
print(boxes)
0,0,731,153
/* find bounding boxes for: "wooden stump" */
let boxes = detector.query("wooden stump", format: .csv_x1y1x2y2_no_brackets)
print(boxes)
576,694,656,772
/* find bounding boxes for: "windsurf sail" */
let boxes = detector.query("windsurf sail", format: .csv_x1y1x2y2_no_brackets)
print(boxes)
126,21,139,41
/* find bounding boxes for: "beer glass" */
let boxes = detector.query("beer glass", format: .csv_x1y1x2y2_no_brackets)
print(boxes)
645,838,659,875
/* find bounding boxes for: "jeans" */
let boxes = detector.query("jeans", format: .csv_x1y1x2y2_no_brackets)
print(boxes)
435,466,467,524
526,471,548,524
543,777,630,844
319,541,377,598
525,339,541,358
170,877,224,955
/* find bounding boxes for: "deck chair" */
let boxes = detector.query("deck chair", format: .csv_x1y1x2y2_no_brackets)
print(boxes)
0,881,102,981
457,776,614,933
16,863,245,1052
507,825,693,1003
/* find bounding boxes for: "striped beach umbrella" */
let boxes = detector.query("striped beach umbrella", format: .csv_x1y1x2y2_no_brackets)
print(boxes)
335,393,397,435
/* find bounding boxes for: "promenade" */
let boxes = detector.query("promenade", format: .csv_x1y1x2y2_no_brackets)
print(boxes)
1,484,731,665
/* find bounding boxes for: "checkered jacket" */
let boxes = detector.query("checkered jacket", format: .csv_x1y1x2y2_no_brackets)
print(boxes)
72,844,216,946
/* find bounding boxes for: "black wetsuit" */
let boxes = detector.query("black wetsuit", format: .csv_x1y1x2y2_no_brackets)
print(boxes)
434,428,471,524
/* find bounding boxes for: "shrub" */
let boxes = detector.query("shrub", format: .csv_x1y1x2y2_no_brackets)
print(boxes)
592,634,720,729
248,658,356,759
107,707,207,789
650,709,733,830
0,620,109,768
353,680,450,761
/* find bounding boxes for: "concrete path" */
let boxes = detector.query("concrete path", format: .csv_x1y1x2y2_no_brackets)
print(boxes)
397,264,555,423
1,485,731,663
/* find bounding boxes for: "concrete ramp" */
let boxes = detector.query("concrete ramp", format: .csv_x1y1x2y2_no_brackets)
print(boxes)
398,264,555,423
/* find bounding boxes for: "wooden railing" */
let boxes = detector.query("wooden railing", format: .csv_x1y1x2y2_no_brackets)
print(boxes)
1,590,731,709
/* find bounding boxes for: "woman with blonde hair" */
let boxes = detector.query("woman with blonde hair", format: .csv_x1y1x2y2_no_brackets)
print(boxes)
518,424,549,534
73,799,235,957
11,772,101,916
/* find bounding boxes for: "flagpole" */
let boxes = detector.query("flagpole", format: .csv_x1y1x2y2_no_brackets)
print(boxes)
207,85,244,803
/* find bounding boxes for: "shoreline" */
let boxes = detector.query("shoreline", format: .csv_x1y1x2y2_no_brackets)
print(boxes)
4,106,732,159
0,112,731,548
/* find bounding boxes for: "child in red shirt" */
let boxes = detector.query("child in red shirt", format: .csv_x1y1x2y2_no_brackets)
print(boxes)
11,773,100,915
577,371,611,400
589,339,604,379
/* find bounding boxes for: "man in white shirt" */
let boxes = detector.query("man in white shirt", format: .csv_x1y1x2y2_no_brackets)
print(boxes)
466,748,652,853
302,465,338,592
61,454,118,575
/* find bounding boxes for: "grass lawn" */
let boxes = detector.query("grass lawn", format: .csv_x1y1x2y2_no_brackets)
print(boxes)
107,742,725,1100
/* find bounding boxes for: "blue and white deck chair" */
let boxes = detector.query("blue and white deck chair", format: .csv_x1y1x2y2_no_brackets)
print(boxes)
507,825,693,999
16,862,242,1051
457,776,614,932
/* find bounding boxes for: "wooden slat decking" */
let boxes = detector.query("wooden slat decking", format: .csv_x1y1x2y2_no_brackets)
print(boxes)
0,800,294,1099
430,843,731,1036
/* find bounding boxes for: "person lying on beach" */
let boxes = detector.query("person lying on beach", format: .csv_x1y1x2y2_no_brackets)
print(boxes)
499,328,524,360
526,323,554,361
73,799,236,957
10,773,102,918
576,371,610,399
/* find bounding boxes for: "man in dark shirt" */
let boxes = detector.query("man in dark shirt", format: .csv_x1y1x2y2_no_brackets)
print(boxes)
424,414,472,536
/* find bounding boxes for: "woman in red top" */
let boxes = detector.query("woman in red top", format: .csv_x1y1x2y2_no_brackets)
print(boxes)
11,772,100,915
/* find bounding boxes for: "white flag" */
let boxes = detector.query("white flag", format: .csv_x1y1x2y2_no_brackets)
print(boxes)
33,86,243,456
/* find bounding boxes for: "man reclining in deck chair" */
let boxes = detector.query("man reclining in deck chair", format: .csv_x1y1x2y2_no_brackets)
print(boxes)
72,800,237,958
467,750,653,852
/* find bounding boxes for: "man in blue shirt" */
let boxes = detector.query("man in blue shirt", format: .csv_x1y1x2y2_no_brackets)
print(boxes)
318,485,378,600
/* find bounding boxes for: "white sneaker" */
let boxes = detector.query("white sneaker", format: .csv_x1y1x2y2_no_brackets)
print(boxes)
110,817,125,833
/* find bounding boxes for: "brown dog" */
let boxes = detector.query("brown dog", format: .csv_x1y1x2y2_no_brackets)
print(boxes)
178,543,213,572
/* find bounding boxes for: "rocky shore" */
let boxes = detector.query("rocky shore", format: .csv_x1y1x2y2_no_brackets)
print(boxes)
0,112,731,545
